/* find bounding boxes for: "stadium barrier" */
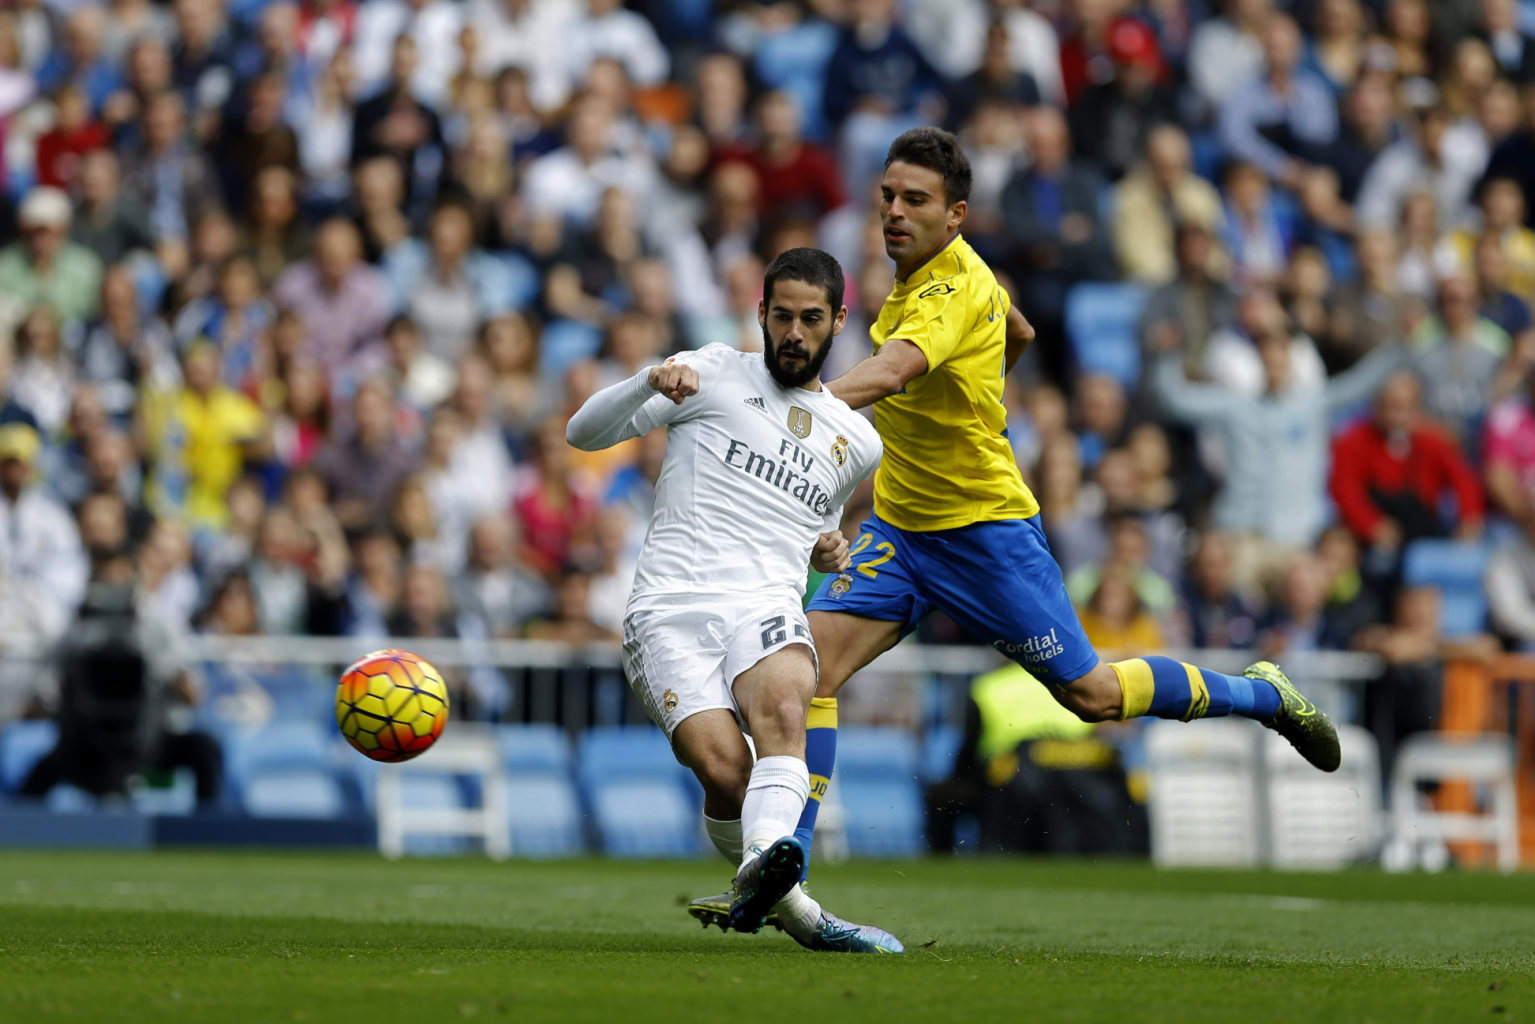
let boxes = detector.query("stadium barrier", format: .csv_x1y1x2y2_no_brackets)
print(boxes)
7,640,1458,865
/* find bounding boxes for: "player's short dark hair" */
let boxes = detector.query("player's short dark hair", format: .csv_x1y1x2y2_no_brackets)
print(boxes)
763,247,845,312
885,127,972,207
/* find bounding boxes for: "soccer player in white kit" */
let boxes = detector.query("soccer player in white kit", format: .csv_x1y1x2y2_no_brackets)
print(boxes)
566,248,902,953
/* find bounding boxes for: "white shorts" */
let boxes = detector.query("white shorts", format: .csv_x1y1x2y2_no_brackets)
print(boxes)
621,593,818,738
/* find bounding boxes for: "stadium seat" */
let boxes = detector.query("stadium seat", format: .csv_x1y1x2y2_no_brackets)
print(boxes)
920,724,965,782
836,776,925,857
45,784,97,813
1064,283,1151,390
224,722,332,778
223,722,336,808
1388,732,1519,873
590,777,702,858
506,774,585,858
0,719,58,794
835,726,920,782
577,726,692,801
132,769,198,816
392,773,476,856
497,724,573,776
1264,724,1382,869
241,766,347,819
1145,718,1263,868
1401,539,1492,638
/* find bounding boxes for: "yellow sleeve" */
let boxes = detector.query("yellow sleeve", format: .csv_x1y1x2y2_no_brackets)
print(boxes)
889,279,968,371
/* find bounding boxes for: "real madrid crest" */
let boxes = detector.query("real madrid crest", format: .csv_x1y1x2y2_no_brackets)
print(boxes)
831,434,849,467
787,406,813,439
663,689,678,714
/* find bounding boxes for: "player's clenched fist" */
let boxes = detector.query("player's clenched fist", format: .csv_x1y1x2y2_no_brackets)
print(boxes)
649,362,700,404
811,530,850,573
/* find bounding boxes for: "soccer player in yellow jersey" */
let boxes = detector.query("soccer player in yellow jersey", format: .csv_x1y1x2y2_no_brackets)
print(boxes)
786,127,1342,868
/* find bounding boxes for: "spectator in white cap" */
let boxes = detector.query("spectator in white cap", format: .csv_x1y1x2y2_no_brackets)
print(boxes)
0,186,104,328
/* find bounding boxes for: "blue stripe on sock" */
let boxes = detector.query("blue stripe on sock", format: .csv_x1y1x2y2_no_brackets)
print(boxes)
1143,656,1194,718
1199,668,1234,717
1225,671,1281,723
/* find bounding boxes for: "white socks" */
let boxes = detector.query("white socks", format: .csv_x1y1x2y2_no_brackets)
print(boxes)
703,815,742,863
702,757,823,942
738,755,810,867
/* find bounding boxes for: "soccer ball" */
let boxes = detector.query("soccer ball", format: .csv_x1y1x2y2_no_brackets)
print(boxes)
336,649,450,762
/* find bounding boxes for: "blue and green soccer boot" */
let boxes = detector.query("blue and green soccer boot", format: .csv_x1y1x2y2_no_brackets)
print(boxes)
1245,660,1341,772
727,838,805,933
796,911,905,954
687,888,904,953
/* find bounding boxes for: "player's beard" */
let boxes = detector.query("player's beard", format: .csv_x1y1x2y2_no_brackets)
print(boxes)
762,325,833,389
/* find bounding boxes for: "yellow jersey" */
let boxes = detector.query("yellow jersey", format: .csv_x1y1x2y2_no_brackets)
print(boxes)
870,234,1038,531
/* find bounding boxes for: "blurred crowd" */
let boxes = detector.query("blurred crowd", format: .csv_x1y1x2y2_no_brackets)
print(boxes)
2,0,1535,739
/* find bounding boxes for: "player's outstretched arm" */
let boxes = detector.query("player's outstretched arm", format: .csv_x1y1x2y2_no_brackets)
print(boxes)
825,339,928,410
1004,304,1035,374
566,363,701,451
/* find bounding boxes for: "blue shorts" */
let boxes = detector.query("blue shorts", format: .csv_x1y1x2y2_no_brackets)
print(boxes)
807,513,1099,686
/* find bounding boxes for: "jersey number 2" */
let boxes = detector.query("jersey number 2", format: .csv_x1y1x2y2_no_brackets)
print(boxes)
760,616,808,649
847,534,896,578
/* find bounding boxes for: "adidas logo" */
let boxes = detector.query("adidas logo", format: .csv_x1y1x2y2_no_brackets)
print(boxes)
744,396,766,410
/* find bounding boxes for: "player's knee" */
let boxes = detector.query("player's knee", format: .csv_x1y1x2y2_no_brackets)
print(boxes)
761,689,812,745
692,754,748,807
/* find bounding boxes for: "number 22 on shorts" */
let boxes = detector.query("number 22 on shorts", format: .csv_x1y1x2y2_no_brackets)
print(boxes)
847,533,896,579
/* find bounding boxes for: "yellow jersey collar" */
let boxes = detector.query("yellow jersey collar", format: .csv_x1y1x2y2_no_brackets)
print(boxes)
896,233,965,285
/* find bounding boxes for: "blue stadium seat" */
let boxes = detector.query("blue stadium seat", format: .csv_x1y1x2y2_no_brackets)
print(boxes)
397,773,475,856
225,722,347,818
1401,539,1492,638
1064,283,1151,390
837,777,925,858
920,724,965,782
46,784,97,813
836,726,920,782
577,726,691,800
0,719,58,794
241,767,347,819
507,774,585,858
590,778,702,858
133,769,197,816
224,722,332,784
497,724,573,776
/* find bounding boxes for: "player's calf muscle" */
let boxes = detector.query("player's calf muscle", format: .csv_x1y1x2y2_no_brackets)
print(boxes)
673,711,752,804
1053,665,1124,722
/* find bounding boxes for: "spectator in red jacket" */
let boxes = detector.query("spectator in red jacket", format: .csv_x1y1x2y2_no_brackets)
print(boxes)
714,90,845,224
1329,369,1485,562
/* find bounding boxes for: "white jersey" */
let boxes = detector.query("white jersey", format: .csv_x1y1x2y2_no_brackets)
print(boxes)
567,344,882,606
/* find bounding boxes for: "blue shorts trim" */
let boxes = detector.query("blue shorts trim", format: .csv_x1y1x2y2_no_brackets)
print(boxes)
807,513,1100,686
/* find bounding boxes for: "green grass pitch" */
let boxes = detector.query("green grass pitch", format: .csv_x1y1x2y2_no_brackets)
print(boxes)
1,850,1532,1023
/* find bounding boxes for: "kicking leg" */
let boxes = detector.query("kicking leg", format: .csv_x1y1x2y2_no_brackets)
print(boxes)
913,515,1340,773
1052,657,1339,772
719,644,818,932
